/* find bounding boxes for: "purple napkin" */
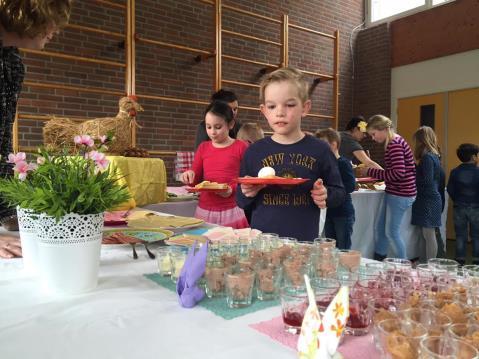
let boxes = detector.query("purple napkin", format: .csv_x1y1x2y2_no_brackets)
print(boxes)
176,241,208,308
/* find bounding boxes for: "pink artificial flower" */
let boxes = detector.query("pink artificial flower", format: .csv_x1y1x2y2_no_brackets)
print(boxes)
13,161,36,181
37,156,45,165
74,135,94,147
99,135,107,144
7,152,26,164
86,150,109,171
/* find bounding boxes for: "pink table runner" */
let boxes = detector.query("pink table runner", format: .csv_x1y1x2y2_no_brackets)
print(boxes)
249,316,381,358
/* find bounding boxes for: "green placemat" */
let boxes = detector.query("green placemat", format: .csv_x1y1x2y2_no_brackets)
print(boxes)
144,273,279,320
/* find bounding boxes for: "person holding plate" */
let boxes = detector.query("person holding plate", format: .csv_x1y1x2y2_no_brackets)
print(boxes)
236,67,345,241
181,101,248,229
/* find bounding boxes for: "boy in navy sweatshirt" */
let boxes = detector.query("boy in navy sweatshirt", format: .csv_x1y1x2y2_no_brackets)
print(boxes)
316,128,356,249
447,143,479,265
236,68,345,241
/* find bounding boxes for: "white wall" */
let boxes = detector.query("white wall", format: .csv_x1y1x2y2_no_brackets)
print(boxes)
391,49,479,124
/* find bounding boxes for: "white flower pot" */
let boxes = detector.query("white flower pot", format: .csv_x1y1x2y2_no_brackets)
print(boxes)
36,212,104,294
16,207,40,273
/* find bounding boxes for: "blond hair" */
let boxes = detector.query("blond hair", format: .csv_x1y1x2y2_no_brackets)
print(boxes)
367,114,395,148
0,0,72,38
236,122,264,143
412,126,440,162
259,67,309,104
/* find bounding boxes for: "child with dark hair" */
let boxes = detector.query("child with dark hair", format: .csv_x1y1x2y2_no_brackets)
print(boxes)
194,89,241,149
316,128,356,249
0,0,73,258
447,143,479,265
182,101,248,229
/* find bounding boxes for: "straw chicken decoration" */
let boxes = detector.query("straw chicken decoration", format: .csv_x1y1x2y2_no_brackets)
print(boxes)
43,95,143,154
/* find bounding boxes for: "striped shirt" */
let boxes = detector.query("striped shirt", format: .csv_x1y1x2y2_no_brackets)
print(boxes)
368,135,417,197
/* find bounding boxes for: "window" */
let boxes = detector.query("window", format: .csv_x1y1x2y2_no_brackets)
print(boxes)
367,0,455,26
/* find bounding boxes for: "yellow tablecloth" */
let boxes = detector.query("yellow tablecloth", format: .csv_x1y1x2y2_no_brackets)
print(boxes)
107,156,167,207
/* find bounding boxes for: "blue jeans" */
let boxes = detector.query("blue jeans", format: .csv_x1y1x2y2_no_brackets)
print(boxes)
324,215,355,250
453,205,479,263
375,193,415,259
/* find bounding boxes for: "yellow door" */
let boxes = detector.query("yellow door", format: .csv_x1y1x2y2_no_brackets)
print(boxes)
446,88,479,239
397,93,446,153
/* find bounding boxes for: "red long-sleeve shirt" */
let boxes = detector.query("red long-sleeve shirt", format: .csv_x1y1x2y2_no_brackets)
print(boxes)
191,139,248,210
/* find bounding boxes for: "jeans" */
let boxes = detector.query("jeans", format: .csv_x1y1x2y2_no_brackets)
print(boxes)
375,193,415,259
453,205,479,263
324,215,355,250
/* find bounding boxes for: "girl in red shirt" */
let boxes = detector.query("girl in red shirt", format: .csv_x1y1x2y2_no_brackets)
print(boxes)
181,101,249,228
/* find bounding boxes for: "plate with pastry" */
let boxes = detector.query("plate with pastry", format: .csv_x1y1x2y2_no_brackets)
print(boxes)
236,166,309,186
186,180,230,193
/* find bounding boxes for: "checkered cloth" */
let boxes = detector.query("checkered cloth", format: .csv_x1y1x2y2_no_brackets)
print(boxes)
174,151,195,181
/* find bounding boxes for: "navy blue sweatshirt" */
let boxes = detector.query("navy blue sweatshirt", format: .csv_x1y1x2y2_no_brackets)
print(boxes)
447,163,479,207
236,135,345,241
327,156,355,218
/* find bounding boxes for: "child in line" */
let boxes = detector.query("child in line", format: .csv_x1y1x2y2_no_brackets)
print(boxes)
411,126,445,262
182,101,249,229
316,128,356,249
236,67,345,241
194,89,241,149
236,122,264,144
447,143,479,265
235,122,264,225
0,0,72,258
358,115,416,260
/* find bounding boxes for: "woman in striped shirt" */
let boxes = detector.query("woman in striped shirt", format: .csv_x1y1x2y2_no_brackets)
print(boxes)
359,115,416,260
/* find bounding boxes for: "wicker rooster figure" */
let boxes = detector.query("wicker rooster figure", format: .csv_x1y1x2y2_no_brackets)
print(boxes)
43,96,144,154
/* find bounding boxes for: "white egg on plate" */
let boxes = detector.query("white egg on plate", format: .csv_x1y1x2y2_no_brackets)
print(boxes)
257,166,275,178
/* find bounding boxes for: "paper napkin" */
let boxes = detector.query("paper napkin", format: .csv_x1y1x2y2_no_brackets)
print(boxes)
298,275,349,359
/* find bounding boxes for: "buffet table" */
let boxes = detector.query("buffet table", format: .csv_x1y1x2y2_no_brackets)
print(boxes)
0,244,296,359
351,189,447,260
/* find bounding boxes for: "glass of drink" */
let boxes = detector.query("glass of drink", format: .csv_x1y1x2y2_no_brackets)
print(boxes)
280,284,308,334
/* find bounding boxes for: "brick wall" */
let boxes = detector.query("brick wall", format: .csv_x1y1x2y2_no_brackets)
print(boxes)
352,23,390,165
391,0,479,67
17,0,364,185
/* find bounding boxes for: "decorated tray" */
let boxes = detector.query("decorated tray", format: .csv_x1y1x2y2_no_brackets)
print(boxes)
102,228,173,245
236,177,309,186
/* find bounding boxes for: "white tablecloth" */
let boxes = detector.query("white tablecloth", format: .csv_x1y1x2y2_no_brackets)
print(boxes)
351,190,448,260
0,244,295,359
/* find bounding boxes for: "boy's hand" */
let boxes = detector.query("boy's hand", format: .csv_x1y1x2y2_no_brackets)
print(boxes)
181,170,195,185
241,183,266,198
311,178,327,208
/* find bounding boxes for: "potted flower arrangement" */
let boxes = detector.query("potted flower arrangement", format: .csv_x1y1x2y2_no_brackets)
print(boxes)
0,134,130,293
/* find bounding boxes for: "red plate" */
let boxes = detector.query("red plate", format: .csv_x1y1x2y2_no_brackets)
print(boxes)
236,177,309,185
356,177,378,183
186,187,229,193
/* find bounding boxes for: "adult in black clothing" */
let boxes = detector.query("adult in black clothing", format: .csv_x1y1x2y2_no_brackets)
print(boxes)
194,89,241,149
0,0,73,258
